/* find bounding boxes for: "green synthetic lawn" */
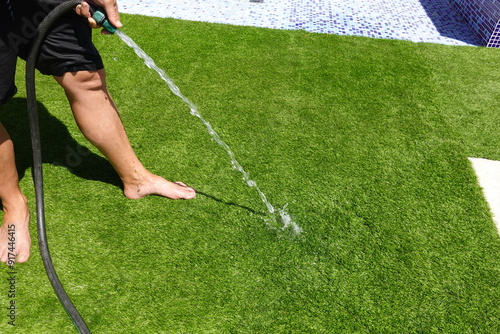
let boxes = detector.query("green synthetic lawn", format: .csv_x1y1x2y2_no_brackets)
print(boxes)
1,14,499,333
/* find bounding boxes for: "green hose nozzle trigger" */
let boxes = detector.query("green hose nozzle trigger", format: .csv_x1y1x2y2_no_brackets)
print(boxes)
91,8,117,34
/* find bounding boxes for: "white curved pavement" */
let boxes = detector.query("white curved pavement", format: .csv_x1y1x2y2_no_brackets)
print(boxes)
469,158,500,233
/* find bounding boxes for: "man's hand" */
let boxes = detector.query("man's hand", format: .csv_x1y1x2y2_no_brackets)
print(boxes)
75,0,122,34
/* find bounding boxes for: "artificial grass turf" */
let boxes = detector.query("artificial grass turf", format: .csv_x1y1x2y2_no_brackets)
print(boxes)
0,13,499,333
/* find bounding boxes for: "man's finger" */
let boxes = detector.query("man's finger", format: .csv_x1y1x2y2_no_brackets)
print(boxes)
92,0,122,28
75,3,91,18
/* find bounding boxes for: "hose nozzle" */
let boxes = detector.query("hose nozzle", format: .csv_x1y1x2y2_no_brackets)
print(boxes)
91,7,117,34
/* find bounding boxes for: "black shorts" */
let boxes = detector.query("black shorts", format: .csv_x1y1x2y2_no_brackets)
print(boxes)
0,0,104,105
0,38,17,107
10,0,104,76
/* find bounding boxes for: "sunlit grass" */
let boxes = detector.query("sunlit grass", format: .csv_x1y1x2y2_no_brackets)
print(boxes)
0,14,499,333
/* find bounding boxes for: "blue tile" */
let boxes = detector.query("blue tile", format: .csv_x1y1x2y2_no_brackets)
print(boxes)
117,0,482,46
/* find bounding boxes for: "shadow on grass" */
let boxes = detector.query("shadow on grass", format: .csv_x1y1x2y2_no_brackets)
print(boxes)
0,98,262,215
196,190,266,216
0,97,122,189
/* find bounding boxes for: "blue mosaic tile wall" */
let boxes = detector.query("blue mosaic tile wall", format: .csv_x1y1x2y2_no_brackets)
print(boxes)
489,24,500,47
118,0,480,46
447,0,500,46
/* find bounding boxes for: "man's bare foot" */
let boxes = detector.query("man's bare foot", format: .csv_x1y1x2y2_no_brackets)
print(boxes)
0,196,31,265
123,173,196,200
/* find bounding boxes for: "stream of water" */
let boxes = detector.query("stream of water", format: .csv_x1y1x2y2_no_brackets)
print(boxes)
116,30,302,235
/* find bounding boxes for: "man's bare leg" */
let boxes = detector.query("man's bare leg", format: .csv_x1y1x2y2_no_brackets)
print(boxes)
54,70,195,200
0,123,31,264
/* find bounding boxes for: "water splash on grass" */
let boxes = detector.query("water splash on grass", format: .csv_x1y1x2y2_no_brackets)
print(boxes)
279,205,302,234
116,30,302,234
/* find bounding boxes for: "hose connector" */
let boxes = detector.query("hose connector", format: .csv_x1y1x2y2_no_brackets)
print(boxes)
91,7,117,34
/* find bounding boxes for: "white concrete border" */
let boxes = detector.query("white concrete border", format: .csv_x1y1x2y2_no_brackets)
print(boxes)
468,157,500,233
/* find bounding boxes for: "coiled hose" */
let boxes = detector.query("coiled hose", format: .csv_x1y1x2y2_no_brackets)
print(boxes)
26,0,91,333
